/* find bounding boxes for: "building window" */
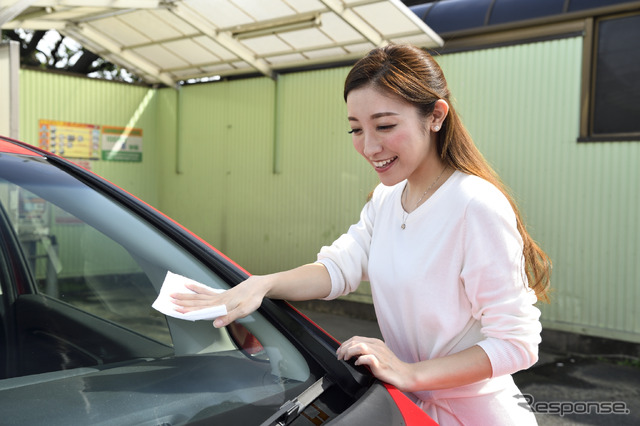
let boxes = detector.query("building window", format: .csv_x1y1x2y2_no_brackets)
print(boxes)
582,12,640,141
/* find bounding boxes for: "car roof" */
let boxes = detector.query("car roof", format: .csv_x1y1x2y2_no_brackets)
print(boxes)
0,137,43,157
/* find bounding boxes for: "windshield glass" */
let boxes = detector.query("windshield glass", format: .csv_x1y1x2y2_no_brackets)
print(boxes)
0,152,312,424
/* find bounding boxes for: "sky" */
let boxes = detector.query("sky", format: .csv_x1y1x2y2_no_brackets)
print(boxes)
35,28,83,67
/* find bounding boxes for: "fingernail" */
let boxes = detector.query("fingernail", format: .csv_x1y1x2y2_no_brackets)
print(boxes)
213,319,223,328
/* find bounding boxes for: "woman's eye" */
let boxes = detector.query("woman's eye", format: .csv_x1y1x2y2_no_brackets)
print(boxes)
348,128,362,135
377,124,396,131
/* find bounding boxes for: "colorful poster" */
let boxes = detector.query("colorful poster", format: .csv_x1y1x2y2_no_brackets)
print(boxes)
19,192,48,224
101,126,143,162
39,119,101,159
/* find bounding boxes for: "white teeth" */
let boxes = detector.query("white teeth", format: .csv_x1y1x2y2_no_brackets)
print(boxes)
373,157,396,168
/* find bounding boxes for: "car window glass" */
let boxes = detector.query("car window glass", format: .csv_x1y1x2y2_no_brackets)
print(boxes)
1,183,172,345
0,155,313,424
0,155,310,378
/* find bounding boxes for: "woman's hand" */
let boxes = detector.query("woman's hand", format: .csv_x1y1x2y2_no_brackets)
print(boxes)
338,338,493,392
336,336,417,392
171,275,271,328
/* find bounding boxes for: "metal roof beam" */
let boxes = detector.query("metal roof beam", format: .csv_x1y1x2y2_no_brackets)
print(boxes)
0,0,40,27
29,0,161,8
1,18,66,30
170,2,275,79
319,0,385,46
3,0,442,84
390,0,443,46
64,23,177,87
1,0,161,28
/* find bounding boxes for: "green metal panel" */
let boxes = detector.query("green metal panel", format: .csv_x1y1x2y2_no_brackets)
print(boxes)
18,71,162,279
156,78,279,269
437,37,640,342
265,69,378,303
19,70,160,206
154,71,377,302
17,35,640,340
164,36,640,336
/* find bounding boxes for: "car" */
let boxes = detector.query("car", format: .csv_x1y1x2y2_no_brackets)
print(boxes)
0,135,436,425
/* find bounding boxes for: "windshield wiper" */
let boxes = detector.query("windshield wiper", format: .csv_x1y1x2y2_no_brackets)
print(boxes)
260,375,333,426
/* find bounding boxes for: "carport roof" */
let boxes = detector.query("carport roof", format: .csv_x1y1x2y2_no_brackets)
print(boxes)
1,0,443,87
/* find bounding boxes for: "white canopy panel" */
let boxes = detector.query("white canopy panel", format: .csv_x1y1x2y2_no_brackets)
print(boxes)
1,0,442,86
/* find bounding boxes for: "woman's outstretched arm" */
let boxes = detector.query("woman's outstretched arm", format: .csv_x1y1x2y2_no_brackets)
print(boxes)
171,263,332,328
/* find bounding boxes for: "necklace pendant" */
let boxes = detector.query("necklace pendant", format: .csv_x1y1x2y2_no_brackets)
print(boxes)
401,223,406,230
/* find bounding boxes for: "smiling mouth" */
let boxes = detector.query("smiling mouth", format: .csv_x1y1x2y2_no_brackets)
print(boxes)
372,157,397,169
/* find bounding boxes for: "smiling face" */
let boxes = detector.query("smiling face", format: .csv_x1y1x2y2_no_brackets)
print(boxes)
347,85,441,188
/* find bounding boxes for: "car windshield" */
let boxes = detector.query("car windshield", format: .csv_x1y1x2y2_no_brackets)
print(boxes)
0,152,313,424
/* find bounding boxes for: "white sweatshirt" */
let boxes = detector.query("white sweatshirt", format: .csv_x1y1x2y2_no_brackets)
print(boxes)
317,171,541,425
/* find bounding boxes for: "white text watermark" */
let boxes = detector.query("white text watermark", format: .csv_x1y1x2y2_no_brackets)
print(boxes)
517,394,631,416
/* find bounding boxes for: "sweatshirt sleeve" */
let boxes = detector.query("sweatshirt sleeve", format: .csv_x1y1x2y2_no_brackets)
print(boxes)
315,188,378,300
460,188,542,378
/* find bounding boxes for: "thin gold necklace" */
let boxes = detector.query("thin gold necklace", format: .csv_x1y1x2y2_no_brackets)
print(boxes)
401,166,446,230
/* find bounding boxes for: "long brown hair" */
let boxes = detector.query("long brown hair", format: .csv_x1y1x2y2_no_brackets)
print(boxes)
344,44,551,302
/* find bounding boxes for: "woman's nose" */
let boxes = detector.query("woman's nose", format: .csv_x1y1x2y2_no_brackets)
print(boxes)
363,134,383,157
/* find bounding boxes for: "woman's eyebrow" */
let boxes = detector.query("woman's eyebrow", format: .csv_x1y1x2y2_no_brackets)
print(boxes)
371,112,399,119
347,111,399,121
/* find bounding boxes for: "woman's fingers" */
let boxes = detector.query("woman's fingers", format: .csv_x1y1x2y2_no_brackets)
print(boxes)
212,315,230,328
337,336,414,390
353,353,378,367
184,283,220,295
336,336,383,360
169,276,269,326
170,284,227,312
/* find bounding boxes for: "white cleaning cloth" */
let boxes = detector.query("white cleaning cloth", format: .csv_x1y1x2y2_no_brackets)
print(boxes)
152,271,227,321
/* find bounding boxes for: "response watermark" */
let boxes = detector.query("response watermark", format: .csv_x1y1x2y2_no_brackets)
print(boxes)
516,394,631,416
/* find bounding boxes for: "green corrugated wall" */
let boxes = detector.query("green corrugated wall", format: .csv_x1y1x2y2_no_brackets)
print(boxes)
18,72,164,280
154,70,378,303
437,38,639,342
19,72,161,206
17,35,640,342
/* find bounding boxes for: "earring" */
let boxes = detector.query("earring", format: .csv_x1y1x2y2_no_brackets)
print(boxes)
433,125,440,132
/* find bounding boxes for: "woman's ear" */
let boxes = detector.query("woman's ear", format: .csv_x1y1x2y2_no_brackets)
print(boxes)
431,99,449,132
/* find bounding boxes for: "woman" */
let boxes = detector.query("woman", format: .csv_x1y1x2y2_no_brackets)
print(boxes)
173,44,551,425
